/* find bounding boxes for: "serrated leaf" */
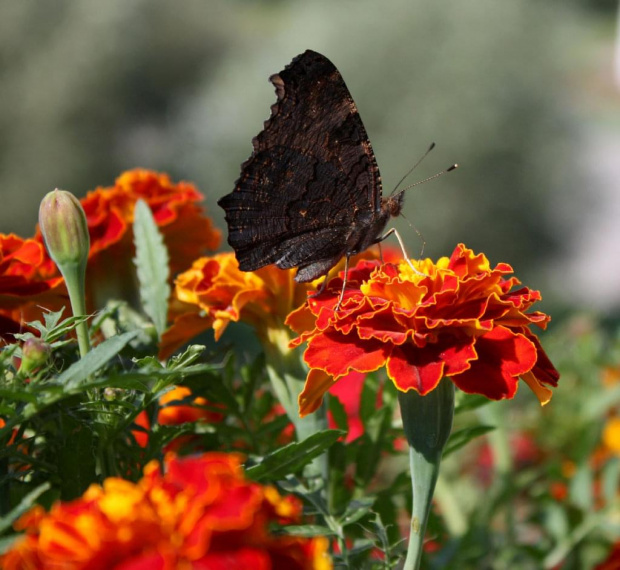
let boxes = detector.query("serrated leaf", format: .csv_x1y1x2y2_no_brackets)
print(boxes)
246,429,343,481
59,331,139,391
133,199,170,339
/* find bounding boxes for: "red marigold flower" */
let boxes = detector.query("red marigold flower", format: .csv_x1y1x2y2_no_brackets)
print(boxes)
0,234,65,340
1,453,332,570
287,244,560,417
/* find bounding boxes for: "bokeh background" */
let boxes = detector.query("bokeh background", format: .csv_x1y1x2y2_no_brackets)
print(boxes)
1,0,619,312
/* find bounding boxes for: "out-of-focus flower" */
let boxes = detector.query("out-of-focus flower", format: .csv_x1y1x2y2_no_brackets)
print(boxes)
133,386,223,450
33,169,221,308
602,417,620,455
160,252,315,359
1,453,332,570
328,371,366,443
287,244,560,417
469,431,544,487
81,169,220,270
594,541,620,570
0,234,65,341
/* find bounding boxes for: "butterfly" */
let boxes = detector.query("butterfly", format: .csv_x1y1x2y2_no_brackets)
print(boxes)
218,50,432,302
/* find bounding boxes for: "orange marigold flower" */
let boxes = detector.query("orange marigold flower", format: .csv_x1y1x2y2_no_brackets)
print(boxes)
1,452,332,570
33,170,221,308
287,244,560,416
132,386,224,449
0,234,65,340
81,169,220,270
160,252,314,359
602,417,620,455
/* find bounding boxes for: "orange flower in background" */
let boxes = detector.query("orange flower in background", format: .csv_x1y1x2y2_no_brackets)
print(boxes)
32,169,221,309
1,452,332,570
287,244,560,416
81,169,220,270
595,541,620,570
0,234,65,340
160,252,314,359
602,417,620,455
133,386,224,450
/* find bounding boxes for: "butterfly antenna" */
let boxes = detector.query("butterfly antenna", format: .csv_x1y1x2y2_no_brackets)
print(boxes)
390,142,436,196
394,163,458,197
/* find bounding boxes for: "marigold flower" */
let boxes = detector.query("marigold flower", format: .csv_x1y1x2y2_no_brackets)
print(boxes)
1,452,332,570
160,252,315,359
287,244,560,416
602,417,620,455
132,386,224,449
0,234,65,340
31,169,222,309
81,169,220,270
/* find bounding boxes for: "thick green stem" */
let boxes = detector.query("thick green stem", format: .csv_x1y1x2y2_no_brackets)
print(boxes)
398,379,455,570
63,262,91,358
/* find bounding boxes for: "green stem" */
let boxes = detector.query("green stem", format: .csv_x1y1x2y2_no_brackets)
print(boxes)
398,379,455,570
63,262,91,358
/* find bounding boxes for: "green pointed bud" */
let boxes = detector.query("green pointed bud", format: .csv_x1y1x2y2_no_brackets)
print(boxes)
19,338,52,374
39,189,90,269
39,189,91,357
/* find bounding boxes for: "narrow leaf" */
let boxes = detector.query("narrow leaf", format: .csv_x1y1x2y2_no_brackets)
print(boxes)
246,429,343,481
443,424,495,457
133,199,170,338
59,331,139,391
0,482,50,535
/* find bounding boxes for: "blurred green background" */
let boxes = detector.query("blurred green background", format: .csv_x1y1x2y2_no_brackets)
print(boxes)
1,0,618,311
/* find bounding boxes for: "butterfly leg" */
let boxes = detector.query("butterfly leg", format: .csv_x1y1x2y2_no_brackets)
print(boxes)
335,254,350,311
376,228,424,275
309,276,329,298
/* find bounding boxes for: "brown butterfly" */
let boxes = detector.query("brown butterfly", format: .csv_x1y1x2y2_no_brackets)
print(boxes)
218,50,453,302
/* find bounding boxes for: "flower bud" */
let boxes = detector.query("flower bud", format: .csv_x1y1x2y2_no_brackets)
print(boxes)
39,189,90,269
19,338,52,374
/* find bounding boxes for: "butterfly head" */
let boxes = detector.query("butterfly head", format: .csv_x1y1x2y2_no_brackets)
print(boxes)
382,192,405,219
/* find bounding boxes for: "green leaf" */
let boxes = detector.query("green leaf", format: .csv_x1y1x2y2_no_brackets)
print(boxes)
340,497,376,526
0,482,50,535
280,525,337,537
246,429,343,481
443,424,495,457
454,393,490,414
59,331,140,391
133,199,171,339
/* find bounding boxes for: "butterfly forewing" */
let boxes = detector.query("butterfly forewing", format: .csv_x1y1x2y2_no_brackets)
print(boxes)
218,50,386,283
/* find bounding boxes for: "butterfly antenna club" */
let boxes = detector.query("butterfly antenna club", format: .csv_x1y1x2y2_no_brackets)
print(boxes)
394,163,458,197
390,142,436,196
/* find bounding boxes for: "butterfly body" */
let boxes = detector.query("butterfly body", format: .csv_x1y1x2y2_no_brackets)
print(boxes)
218,50,402,284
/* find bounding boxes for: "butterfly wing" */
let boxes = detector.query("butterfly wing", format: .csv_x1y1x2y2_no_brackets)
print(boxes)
218,50,383,280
